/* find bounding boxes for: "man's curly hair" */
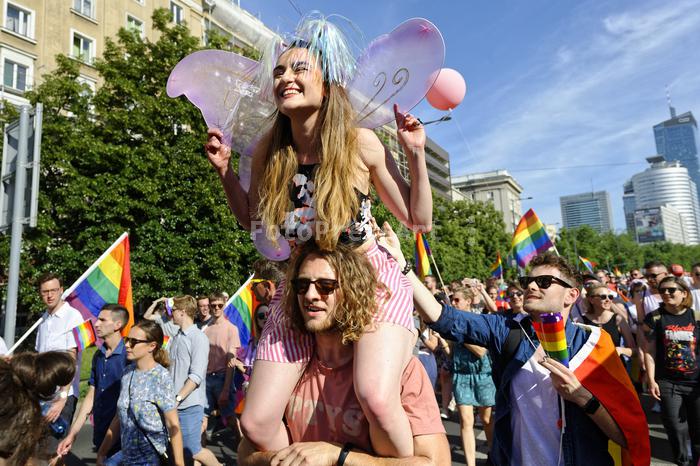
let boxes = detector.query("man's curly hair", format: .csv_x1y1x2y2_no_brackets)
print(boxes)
284,241,389,345
528,252,580,288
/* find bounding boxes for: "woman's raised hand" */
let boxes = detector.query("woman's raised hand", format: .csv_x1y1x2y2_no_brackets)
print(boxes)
205,128,232,176
394,103,426,152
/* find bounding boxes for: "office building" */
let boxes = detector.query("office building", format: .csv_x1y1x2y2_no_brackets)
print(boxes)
634,205,686,245
654,109,700,200
630,155,700,244
559,191,613,233
451,170,524,233
622,180,636,236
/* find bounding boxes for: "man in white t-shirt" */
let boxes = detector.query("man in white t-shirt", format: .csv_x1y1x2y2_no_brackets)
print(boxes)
35,273,84,426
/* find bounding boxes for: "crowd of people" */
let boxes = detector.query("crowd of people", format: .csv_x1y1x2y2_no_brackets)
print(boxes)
2,11,697,466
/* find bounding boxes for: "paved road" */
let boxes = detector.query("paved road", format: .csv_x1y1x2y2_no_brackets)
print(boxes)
64,392,673,465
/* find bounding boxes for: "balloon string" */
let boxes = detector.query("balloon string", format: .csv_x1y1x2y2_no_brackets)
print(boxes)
449,108,476,161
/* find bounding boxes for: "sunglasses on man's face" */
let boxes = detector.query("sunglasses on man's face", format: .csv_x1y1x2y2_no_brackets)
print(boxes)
209,303,225,309
292,278,340,296
659,287,679,296
645,272,666,280
518,275,573,290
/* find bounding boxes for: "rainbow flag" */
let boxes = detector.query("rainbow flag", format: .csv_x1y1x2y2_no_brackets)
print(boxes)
63,233,134,336
224,274,260,353
572,325,650,465
489,252,503,279
579,256,596,274
495,285,510,311
511,209,553,268
71,320,96,351
414,232,433,280
613,267,622,277
162,335,170,350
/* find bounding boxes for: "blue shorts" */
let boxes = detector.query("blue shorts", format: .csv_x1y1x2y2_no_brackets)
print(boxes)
205,372,236,418
178,405,204,458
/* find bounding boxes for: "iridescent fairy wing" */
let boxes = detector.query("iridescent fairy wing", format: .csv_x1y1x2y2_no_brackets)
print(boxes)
348,18,445,129
166,50,274,190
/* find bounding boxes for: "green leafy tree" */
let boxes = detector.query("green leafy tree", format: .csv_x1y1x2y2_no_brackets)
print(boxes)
6,10,256,317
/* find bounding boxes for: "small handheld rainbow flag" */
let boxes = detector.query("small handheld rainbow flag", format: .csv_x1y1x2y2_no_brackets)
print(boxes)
71,320,96,352
489,252,503,279
495,285,510,311
162,335,170,350
414,232,433,280
511,209,554,268
533,312,569,367
224,274,261,354
63,233,134,336
579,256,595,274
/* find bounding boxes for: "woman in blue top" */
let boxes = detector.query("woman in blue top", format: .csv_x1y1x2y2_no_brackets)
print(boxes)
97,320,185,466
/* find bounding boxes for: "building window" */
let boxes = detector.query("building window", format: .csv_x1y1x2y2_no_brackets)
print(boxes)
71,32,94,64
126,15,143,36
170,1,183,24
73,0,94,19
4,59,27,91
5,3,33,37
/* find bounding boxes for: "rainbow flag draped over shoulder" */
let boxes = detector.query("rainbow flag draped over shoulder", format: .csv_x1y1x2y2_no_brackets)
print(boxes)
224,274,260,353
490,252,503,279
414,232,433,280
71,320,96,351
571,325,650,465
63,233,134,336
511,209,553,268
579,256,596,274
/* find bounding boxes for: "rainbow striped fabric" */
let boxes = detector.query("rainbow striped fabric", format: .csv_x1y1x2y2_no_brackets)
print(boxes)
572,325,650,465
162,335,170,350
579,256,595,274
533,312,569,366
489,252,503,279
495,285,510,311
63,233,134,336
71,320,96,351
414,232,433,279
224,275,260,354
511,209,553,268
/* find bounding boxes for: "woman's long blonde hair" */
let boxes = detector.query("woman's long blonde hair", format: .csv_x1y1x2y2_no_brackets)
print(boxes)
257,71,361,251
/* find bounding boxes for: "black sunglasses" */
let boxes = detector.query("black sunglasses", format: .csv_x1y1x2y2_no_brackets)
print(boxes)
209,303,225,309
124,337,150,347
645,272,666,280
659,287,679,295
519,275,573,290
507,291,523,299
592,294,615,300
292,278,340,296
256,312,267,320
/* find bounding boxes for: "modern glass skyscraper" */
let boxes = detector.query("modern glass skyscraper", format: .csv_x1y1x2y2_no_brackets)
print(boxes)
654,110,700,199
559,191,614,233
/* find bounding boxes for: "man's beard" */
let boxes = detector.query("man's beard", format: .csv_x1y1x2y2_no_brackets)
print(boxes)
304,314,339,334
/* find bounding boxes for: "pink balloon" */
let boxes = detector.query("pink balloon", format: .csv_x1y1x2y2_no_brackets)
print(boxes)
252,228,291,261
426,68,466,110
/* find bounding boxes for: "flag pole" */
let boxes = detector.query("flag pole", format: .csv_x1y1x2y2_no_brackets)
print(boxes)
7,316,44,355
429,254,449,295
62,232,129,299
224,274,256,308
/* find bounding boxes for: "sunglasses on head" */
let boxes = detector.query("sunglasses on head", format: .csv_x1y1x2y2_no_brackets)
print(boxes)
124,337,150,347
592,294,615,300
507,291,523,299
292,278,340,296
518,275,573,290
659,287,679,295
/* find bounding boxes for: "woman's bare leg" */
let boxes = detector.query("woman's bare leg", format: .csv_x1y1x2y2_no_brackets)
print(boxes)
353,322,415,457
239,359,305,450
458,404,476,466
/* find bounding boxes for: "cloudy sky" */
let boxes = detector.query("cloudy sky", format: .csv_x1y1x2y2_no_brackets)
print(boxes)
245,0,700,230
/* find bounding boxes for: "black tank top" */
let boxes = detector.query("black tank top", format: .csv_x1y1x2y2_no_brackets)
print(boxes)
582,313,621,347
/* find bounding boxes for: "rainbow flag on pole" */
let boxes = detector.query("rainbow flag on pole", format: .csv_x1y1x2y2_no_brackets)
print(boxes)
489,252,503,279
414,232,433,280
71,320,96,351
511,209,554,268
62,233,134,336
224,274,260,353
579,256,596,274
